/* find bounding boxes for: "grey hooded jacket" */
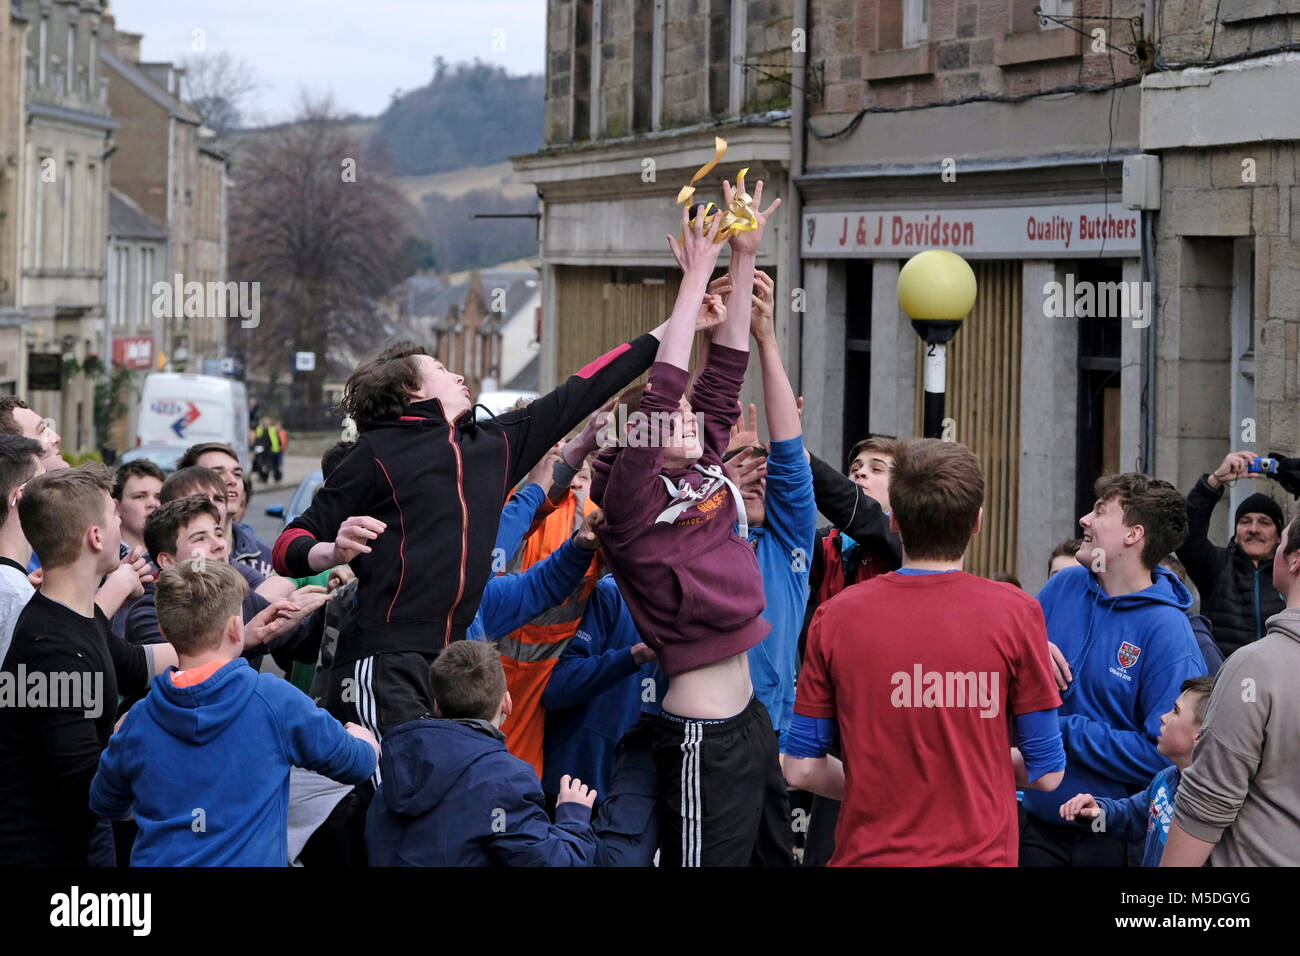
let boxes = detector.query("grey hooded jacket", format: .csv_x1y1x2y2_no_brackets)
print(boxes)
1171,606,1300,865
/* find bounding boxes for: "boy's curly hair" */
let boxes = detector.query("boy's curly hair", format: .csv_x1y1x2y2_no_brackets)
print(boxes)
1093,473,1188,570
342,342,427,423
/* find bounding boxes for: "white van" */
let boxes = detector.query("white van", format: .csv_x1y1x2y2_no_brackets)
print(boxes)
135,373,251,473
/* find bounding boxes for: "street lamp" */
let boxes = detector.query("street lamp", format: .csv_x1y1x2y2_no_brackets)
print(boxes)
897,250,977,439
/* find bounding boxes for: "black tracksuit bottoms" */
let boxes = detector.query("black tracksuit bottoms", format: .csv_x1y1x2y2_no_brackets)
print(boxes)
650,695,793,867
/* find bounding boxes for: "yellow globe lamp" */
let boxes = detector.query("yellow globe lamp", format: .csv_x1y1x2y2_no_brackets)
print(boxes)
897,250,977,438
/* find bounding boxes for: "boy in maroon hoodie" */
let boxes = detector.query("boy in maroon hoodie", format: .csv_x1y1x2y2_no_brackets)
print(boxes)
590,182,787,866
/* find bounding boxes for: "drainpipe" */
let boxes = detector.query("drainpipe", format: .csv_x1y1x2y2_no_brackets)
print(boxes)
1141,208,1157,474
1141,0,1157,474
787,0,807,397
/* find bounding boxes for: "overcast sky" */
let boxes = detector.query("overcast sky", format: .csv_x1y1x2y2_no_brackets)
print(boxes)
111,0,546,122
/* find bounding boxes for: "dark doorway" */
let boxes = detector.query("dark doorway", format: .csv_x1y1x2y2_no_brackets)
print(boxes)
842,260,872,470
1074,259,1124,526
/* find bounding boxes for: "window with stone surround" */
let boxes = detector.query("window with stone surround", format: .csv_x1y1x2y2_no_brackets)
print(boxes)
996,0,1082,65
60,159,73,269
631,0,656,132
708,0,731,118
1036,0,1074,30
66,20,75,94
572,0,593,140
902,0,928,48
867,0,936,80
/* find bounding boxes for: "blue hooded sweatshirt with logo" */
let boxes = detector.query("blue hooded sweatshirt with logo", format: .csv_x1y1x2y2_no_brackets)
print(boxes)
1021,565,1207,824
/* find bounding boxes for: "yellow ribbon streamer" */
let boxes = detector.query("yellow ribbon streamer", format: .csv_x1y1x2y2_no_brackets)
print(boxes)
675,136,727,206
676,138,760,244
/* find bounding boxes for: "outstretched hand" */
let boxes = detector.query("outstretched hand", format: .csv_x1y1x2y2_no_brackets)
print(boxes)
523,442,563,489
696,293,726,334
667,202,724,277
722,175,781,256
751,269,776,345
331,515,386,564
727,403,761,456
573,509,606,552
557,774,597,810
244,599,298,648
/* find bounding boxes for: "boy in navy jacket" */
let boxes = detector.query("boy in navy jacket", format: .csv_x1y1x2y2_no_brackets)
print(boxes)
543,574,663,802
1021,473,1208,866
366,640,598,866
1057,676,1214,866
89,560,378,866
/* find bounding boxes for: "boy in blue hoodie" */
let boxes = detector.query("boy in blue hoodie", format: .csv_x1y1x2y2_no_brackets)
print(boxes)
1057,676,1214,866
542,573,663,803
89,560,379,866
365,639,599,866
720,268,817,740
1021,472,1208,866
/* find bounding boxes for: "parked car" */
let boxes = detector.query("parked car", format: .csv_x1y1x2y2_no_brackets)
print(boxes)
264,470,324,528
117,443,189,475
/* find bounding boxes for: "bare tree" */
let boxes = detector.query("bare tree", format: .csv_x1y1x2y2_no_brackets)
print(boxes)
228,95,416,425
180,51,260,136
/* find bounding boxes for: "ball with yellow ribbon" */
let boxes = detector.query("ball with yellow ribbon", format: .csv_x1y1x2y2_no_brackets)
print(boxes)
675,137,760,244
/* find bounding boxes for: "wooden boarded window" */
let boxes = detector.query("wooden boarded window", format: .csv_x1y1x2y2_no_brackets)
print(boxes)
914,259,1023,579
553,264,717,393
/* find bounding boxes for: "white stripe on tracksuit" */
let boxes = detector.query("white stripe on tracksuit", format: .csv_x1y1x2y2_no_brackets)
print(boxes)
680,722,703,867
354,656,382,787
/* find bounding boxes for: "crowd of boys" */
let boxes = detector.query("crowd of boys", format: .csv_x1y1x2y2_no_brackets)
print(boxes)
1,180,1298,867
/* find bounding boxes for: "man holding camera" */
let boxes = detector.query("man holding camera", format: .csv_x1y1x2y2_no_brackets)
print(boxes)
1175,451,1286,661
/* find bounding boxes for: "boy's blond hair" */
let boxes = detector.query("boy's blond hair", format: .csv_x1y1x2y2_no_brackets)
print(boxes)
155,559,249,654
18,464,113,569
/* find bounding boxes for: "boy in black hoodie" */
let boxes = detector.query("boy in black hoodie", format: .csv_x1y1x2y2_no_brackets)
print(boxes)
272,319,685,742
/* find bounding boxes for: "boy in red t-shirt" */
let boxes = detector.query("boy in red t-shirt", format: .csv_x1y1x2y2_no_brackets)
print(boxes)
782,439,1066,865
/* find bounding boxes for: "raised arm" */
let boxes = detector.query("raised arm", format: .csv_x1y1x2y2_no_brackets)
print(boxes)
807,451,901,568
714,175,780,353
476,520,599,641
660,203,725,369
750,269,800,442
1176,473,1232,591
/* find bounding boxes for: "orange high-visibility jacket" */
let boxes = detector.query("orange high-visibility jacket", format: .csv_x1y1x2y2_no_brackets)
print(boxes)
498,491,599,777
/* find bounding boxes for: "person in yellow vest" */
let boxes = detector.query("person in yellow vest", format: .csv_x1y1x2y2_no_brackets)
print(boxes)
254,417,286,483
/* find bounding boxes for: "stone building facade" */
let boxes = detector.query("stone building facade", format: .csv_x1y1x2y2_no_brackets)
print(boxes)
17,0,114,455
0,1,29,395
1139,1,1300,547
517,0,796,418
101,25,229,373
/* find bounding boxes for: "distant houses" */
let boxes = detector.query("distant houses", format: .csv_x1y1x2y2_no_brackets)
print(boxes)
383,268,540,393
324,267,542,407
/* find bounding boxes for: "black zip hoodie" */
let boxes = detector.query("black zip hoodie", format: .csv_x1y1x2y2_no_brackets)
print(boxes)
272,334,659,665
